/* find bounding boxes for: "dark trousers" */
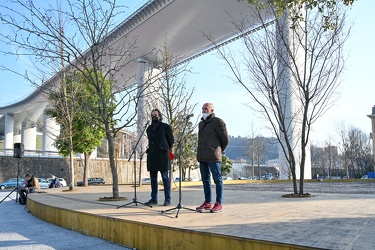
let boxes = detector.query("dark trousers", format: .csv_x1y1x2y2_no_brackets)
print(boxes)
199,161,223,203
150,170,171,202
18,187,36,204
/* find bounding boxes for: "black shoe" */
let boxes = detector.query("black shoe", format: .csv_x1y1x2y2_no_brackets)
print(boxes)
163,201,171,206
145,199,157,206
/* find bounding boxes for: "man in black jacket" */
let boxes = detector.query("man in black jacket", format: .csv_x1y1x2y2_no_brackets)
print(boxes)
145,108,174,206
196,102,229,213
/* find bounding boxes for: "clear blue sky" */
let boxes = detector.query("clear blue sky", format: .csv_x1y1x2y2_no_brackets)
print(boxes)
1,0,374,144
187,0,375,144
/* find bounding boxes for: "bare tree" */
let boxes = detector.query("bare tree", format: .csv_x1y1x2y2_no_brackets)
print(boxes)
45,71,104,188
155,42,199,180
310,144,326,177
0,1,148,197
205,3,350,195
253,136,267,178
248,126,256,178
312,125,372,179
248,127,267,179
45,73,78,190
338,126,373,178
336,122,351,177
324,142,339,177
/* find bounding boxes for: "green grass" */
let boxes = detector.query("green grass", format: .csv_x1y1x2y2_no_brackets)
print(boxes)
0,135,42,150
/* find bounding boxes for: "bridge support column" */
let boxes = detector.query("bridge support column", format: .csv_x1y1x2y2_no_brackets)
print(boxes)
367,106,375,172
13,130,21,144
4,113,14,151
136,57,163,155
136,57,150,155
22,122,37,152
277,13,311,180
42,113,60,155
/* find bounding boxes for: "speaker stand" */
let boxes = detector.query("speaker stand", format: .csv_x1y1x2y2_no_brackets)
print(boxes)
1,157,22,205
0,187,18,204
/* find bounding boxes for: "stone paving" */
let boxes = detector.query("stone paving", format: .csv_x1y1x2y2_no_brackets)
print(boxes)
2,180,375,249
0,190,131,249
26,181,375,249
224,180,375,194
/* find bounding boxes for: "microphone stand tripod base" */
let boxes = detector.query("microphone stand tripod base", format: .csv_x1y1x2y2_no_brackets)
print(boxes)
0,187,18,204
161,202,196,218
161,116,196,218
117,120,150,210
117,198,152,209
1,157,21,205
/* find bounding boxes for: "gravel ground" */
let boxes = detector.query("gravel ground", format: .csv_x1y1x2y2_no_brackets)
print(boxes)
223,181,375,194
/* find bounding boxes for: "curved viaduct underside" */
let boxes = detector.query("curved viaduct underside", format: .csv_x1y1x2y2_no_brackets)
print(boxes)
0,0,259,136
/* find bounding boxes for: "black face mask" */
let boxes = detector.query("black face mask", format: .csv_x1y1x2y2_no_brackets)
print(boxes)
151,116,159,122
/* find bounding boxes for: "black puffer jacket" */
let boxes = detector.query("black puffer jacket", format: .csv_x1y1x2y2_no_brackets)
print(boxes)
146,121,174,172
197,113,229,163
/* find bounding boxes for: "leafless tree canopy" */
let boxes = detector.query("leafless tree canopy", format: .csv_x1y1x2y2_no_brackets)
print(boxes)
205,3,350,194
154,41,199,180
311,124,373,179
0,0,153,197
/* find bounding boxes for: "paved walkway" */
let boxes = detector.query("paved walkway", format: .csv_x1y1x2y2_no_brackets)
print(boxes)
1,181,375,249
0,190,132,249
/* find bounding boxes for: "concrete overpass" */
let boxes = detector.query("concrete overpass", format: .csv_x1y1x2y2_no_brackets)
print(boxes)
0,0,259,151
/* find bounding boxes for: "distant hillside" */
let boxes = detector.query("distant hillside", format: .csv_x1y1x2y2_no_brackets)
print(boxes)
226,135,278,163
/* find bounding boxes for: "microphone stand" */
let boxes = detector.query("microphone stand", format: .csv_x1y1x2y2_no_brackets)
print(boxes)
117,120,151,209
161,115,195,218
0,157,21,204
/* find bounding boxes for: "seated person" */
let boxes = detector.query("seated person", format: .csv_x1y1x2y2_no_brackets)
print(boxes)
49,174,61,188
18,173,40,205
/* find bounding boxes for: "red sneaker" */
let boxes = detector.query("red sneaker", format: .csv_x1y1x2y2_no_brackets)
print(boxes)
196,201,211,211
210,202,222,213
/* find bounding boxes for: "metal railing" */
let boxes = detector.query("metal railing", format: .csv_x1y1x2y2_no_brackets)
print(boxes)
0,148,62,158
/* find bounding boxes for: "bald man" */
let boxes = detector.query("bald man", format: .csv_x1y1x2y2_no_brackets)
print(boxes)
196,102,228,213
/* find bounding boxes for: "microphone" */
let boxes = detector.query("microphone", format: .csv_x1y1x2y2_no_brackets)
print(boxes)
186,114,194,119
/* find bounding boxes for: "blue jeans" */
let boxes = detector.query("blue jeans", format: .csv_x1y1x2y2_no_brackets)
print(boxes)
150,170,171,202
199,162,223,204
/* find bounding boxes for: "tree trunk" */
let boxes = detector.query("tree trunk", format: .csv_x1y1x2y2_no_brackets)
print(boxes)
83,152,91,186
107,133,119,198
69,125,75,191
69,149,75,190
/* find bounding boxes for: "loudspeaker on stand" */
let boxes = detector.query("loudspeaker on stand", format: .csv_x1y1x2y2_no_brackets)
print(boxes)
13,143,24,158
